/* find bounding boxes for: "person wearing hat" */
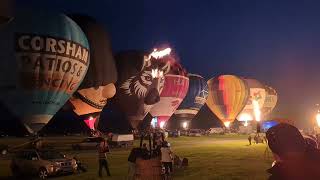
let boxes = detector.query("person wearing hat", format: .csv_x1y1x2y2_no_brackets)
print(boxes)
161,141,174,175
266,123,320,180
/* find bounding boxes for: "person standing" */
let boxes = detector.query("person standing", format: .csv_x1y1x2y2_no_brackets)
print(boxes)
73,155,87,173
161,141,173,175
127,148,139,180
97,139,111,177
248,135,252,145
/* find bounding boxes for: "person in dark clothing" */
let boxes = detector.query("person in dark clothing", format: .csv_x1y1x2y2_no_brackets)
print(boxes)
73,155,87,173
248,135,252,145
127,148,140,180
141,143,150,159
266,123,320,180
97,140,111,177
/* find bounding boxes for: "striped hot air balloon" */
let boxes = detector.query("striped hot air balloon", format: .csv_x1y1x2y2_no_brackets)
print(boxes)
149,61,189,128
174,73,208,129
206,75,249,127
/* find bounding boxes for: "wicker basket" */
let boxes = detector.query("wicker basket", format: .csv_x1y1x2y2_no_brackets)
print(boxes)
135,157,162,180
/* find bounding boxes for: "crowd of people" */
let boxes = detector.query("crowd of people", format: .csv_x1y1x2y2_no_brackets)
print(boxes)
74,123,320,180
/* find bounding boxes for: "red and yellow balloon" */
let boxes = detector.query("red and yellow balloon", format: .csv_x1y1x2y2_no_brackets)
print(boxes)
206,75,249,127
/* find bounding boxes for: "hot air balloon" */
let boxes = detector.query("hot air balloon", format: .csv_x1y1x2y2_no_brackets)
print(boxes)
149,61,189,128
174,73,208,129
84,116,97,130
236,78,267,122
67,15,117,116
0,0,13,24
206,75,249,127
112,48,171,129
261,85,278,118
0,10,90,133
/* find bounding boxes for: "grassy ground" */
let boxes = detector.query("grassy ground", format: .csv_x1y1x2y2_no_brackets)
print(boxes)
0,135,273,180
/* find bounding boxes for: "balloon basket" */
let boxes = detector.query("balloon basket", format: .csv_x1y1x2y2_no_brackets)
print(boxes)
135,157,162,180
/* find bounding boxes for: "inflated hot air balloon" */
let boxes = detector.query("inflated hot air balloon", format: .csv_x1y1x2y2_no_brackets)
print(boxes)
84,116,97,130
0,10,90,133
67,15,117,116
149,61,189,128
113,48,171,129
236,78,266,122
0,0,13,24
206,75,249,127
261,85,278,118
174,74,208,129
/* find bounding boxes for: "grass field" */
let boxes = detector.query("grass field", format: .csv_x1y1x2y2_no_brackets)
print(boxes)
0,135,273,180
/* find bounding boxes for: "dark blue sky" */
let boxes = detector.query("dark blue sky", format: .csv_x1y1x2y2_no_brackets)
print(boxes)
16,0,320,127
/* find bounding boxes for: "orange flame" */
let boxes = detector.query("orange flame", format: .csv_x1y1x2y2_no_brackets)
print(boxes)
253,100,261,122
148,48,172,59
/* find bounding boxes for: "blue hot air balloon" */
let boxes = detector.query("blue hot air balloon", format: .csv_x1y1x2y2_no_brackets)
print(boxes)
174,74,208,129
0,10,90,133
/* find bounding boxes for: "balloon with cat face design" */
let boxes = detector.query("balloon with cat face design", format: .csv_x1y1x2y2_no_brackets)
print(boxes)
113,49,171,129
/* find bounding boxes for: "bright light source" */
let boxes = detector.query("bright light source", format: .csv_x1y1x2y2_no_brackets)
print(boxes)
149,48,172,59
89,116,93,120
182,122,188,129
316,112,320,128
244,121,248,127
252,100,261,122
224,121,231,128
151,69,164,78
238,113,253,121
160,121,165,129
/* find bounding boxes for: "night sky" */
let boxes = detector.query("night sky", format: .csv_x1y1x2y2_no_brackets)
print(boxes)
14,0,320,128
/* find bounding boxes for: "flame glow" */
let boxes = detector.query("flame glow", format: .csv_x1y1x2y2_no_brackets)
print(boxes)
253,100,261,122
224,121,231,128
182,122,188,129
149,48,172,59
238,113,253,121
89,116,93,120
244,120,248,127
160,121,166,129
316,112,320,127
151,69,164,78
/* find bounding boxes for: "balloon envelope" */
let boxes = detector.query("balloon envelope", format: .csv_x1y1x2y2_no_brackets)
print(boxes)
0,0,14,24
206,75,249,126
68,15,117,116
0,10,90,133
113,50,171,129
237,78,266,121
261,85,278,117
149,62,189,127
174,73,208,127
84,117,97,130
